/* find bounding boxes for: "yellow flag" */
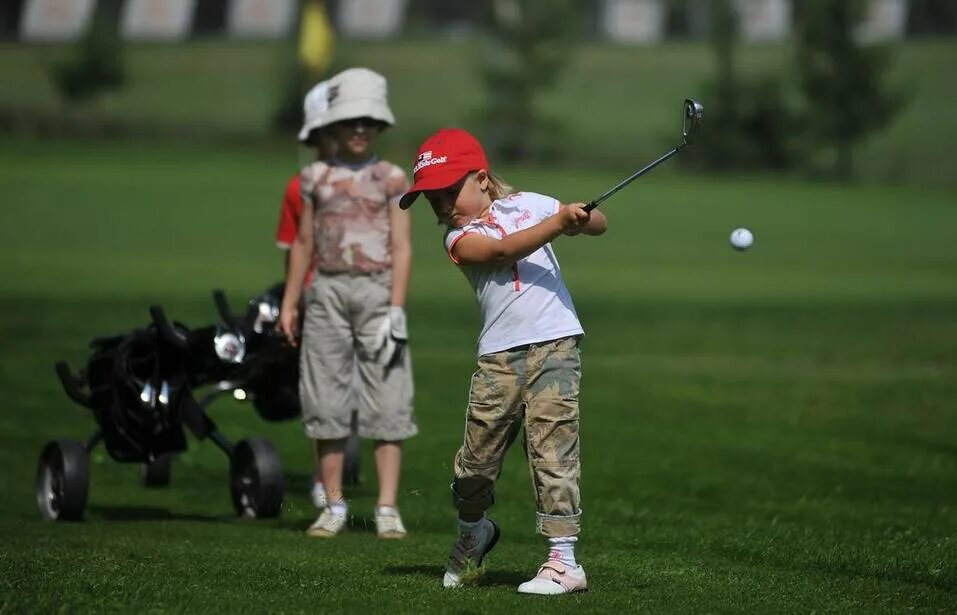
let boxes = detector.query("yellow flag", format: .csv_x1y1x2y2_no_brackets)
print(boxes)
299,0,335,76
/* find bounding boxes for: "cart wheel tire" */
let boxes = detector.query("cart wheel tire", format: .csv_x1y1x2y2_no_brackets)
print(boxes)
36,439,90,521
230,438,284,518
141,453,173,487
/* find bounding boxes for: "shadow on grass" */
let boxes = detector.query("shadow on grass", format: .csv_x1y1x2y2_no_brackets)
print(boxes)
383,564,527,588
384,564,444,579
271,512,380,535
346,513,379,534
89,505,224,523
481,569,533,588
285,471,375,499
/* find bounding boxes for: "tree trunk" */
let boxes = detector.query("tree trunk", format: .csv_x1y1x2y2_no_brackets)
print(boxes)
835,138,854,180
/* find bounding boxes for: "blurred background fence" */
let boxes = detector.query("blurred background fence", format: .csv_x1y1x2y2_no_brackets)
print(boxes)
0,0,955,186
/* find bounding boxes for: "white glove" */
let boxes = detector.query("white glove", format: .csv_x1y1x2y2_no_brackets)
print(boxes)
373,306,407,367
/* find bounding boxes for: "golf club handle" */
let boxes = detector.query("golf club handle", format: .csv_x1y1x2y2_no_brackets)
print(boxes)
584,200,598,212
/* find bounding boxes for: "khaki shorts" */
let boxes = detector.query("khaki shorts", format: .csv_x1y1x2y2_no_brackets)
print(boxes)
299,271,416,441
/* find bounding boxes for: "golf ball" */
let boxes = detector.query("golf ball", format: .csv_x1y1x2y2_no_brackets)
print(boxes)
730,227,753,251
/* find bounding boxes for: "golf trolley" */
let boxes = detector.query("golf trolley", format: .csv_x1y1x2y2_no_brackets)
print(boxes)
37,284,301,521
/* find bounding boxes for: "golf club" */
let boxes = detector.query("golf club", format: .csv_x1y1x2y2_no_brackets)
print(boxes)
584,98,703,212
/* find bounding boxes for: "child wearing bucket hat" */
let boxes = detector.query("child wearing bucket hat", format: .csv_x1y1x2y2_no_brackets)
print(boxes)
279,68,416,540
400,128,607,594
275,80,363,513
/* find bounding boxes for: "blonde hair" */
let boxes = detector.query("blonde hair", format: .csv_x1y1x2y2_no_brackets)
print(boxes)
485,171,515,201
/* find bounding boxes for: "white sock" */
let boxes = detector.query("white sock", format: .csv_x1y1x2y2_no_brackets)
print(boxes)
329,502,348,517
376,505,398,516
548,536,578,567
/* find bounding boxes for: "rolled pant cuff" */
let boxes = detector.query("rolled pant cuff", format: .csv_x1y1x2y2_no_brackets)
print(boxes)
537,510,582,537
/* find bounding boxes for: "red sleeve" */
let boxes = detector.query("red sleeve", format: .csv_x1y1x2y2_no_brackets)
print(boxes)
275,175,302,249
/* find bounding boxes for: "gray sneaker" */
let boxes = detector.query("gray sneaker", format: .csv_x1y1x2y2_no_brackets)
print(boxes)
442,518,501,588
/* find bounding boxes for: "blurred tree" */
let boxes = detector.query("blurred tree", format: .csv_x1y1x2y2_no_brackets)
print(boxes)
700,0,741,168
405,0,483,35
694,0,797,171
795,0,905,179
907,0,957,36
478,0,581,162
665,0,694,39
54,0,125,102
0,0,25,41
191,0,228,37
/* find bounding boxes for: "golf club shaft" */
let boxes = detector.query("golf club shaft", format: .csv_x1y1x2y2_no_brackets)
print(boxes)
584,144,683,212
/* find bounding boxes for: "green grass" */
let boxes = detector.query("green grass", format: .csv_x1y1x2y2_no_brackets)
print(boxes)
1,139,956,612
1,38,956,186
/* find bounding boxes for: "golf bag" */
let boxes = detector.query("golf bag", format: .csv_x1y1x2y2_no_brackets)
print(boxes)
37,283,299,522
72,326,193,463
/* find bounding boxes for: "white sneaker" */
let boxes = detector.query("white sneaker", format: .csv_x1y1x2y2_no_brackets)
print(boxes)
442,518,500,588
310,481,327,509
517,559,588,595
375,506,407,539
305,508,346,538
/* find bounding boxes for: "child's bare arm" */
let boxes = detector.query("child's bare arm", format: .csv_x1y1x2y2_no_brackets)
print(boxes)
452,203,594,266
279,201,315,345
389,202,412,307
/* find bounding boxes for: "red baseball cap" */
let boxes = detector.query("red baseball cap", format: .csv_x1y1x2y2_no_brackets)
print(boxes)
399,128,490,209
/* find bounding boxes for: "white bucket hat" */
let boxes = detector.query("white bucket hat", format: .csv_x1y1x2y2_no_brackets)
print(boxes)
316,67,395,130
298,80,330,143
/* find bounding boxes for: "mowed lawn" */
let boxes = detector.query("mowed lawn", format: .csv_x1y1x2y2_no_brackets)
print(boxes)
1,139,956,612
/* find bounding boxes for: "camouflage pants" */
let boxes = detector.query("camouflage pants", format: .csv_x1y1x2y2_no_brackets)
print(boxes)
452,336,582,537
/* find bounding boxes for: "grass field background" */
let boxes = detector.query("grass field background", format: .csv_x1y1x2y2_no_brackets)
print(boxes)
2,34,957,613
1,135,956,612
1,38,956,186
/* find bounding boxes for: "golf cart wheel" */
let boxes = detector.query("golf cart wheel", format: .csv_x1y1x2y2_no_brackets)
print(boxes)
36,439,90,521
141,453,173,487
230,438,283,518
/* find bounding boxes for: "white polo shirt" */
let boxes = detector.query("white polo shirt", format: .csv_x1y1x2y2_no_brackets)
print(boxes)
444,191,584,356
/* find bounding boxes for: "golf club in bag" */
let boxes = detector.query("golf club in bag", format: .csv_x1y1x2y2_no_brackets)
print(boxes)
584,98,703,212
37,283,306,521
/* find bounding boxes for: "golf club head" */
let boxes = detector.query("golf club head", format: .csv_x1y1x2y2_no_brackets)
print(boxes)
585,97,703,212
682,98,704,145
